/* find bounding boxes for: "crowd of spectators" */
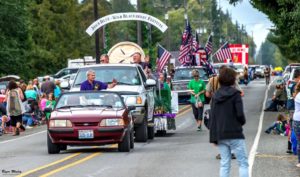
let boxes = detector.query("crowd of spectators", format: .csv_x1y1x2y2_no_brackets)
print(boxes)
0,77,61,136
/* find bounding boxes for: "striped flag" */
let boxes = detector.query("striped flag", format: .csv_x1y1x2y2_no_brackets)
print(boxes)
192,32,200,52
157,44,172,73
213,42,232,62
205,34,213,55
178,22,193,65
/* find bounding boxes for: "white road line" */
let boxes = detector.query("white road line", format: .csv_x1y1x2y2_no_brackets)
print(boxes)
248,77,274,177
0,130,46,144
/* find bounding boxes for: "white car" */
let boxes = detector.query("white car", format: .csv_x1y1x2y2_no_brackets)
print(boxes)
61,64,157,142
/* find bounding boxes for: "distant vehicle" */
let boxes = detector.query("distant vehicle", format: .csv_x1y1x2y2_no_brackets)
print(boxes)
52,67,79,79
46,91,135,154
233,63,246,82
67,57,96,68
172,66,209,104
255,67,264,78
286,68,300,99
284,63,300,74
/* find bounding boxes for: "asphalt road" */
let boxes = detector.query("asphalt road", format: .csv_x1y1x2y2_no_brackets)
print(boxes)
0,79,299,177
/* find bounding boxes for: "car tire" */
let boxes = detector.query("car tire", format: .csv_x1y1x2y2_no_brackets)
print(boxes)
130,130,134,149
118,130,130,152
147,126,155,140
47,133,60,154
135,118,148,142
60,145,67,151
157,130,167,136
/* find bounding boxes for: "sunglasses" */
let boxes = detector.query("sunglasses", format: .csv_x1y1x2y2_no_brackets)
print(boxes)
194,76,199,78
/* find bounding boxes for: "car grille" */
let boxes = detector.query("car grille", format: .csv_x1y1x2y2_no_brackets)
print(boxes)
74,122,98,126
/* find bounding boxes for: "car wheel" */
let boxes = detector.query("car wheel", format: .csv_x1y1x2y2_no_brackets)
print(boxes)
157,130,167,136
60,145,67,151
118,130,130,152
135,118,148,142
130,130,134,149
147,126,155,140
47,133,60,154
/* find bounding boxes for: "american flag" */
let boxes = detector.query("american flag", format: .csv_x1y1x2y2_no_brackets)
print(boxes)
192,32,200,52
205,34,213,55
157,44,172,73
213,42,232,62
178,22,193,65
198,48,215,75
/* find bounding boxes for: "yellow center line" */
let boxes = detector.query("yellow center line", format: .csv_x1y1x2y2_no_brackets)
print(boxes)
39,144,117,177
40,152,101,177
177,107,192,117
17,152,81,177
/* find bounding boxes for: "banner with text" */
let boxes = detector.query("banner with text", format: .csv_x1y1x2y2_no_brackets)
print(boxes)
86,12,168,36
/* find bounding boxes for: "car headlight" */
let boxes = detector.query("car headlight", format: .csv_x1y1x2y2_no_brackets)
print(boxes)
125,96,143,105
49,120,72,128
99,118,124,126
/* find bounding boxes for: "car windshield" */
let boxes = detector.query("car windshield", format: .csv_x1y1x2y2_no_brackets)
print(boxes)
74,66,141,86
56,92,125,109
173,68,208,81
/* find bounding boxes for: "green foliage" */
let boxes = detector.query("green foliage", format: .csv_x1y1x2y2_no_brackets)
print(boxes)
0,0,257,80
256,32,287,67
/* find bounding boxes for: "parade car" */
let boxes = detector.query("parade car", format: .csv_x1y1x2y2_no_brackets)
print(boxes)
47,91,135,154
172,66,209,104
61,64,157,143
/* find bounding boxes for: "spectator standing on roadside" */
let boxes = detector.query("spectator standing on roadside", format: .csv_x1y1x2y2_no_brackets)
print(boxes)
100,54,109,64
292,82,300,168
209,67,248,177
32,78,41,96
41,76,55,96
6,80,25,136
54,80,61,100
25,84,38,101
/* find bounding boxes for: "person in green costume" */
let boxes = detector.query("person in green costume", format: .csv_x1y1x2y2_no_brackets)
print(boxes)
158,73,172,113
188,69,206,131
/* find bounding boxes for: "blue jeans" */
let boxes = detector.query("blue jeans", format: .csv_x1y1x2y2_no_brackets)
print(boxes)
22,115,33,126
218,139,249,177
293,120,300,163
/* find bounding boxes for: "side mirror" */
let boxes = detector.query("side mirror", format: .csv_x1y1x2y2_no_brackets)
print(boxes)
60,81,70,89
145,79,156,87
44,107,53,113
127,105,136,111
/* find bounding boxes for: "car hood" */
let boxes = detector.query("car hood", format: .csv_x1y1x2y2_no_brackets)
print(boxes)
51,108,126,120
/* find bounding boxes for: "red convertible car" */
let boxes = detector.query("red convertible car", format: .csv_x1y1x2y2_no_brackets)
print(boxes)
46,91,135,154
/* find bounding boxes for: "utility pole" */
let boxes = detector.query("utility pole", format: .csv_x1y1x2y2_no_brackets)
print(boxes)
137,0,142,46
93,0,100,64
184,0,188,25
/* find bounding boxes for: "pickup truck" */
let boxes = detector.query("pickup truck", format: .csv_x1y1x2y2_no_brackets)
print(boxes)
61,64,157,142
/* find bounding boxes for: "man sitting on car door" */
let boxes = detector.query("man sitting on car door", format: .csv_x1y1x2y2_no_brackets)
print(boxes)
80,69,117,91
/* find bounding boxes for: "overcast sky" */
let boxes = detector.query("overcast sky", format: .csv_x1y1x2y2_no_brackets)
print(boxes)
219,0,273,51
128,0,273,51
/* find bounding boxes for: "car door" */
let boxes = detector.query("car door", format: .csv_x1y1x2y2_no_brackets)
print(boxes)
137,66,154,121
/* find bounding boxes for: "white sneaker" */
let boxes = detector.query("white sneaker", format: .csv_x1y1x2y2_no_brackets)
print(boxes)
296,163,300,168
26,126,33,129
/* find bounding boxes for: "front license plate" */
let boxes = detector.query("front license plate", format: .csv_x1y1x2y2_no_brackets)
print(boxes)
78,130,94,139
